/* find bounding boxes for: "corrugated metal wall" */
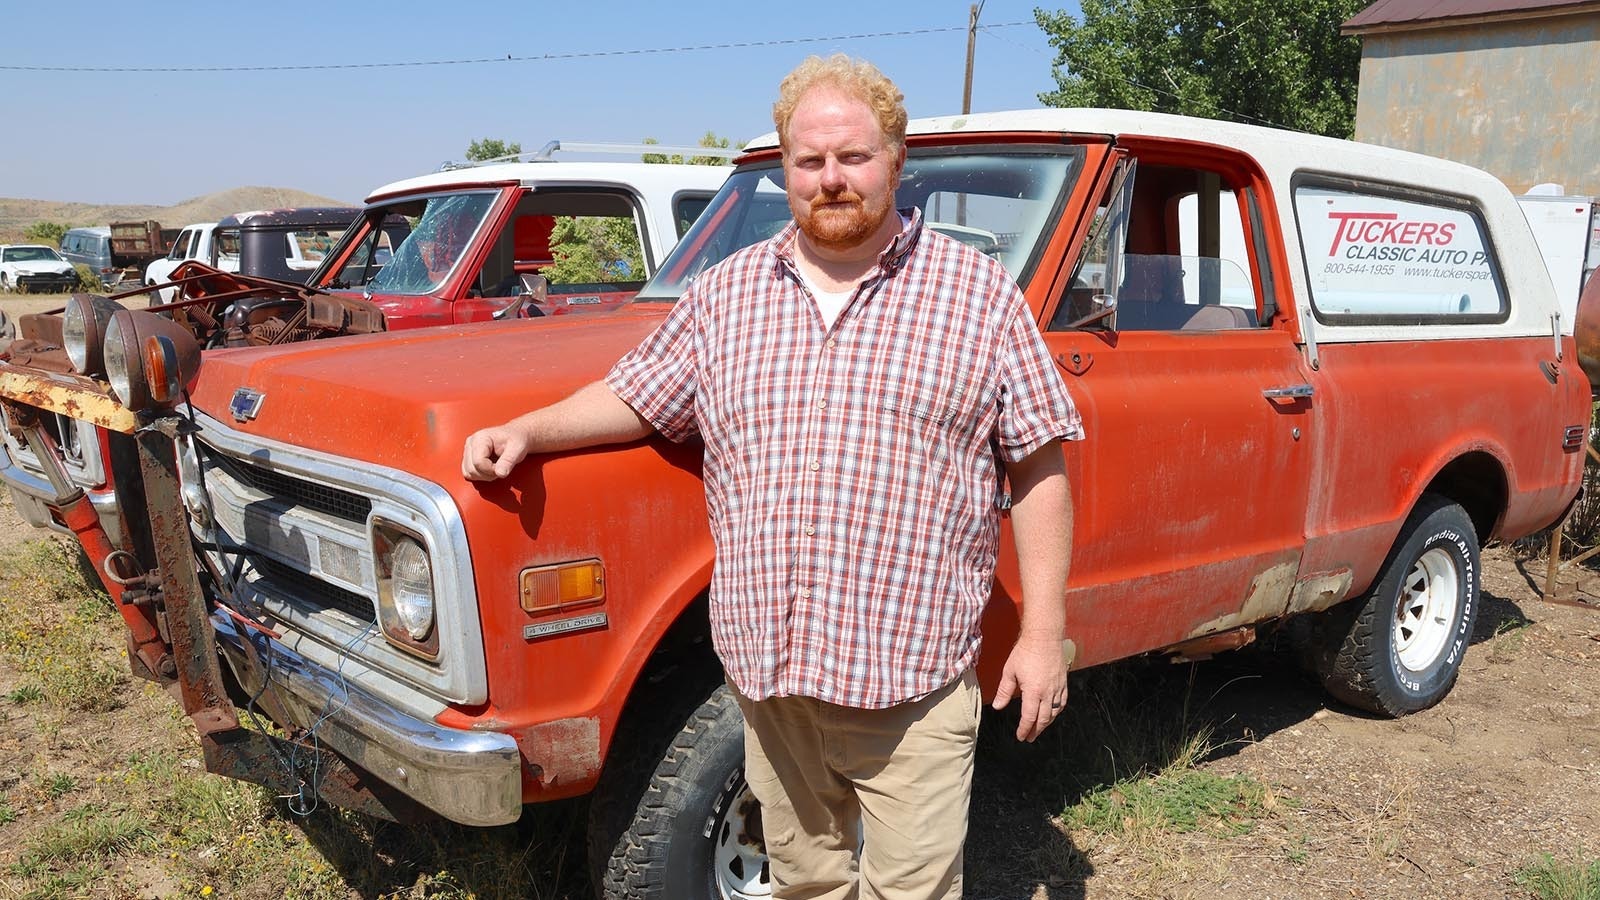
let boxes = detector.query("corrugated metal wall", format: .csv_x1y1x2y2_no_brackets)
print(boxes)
1353,15,1600,196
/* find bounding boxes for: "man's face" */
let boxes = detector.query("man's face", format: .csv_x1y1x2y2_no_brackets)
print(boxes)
783,86,904,253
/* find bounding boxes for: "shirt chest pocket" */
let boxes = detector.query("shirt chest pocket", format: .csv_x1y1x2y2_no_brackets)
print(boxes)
880,378,970,425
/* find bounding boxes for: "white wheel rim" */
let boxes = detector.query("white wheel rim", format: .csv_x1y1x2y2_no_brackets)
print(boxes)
1393,546,1460,672
712,777,771,899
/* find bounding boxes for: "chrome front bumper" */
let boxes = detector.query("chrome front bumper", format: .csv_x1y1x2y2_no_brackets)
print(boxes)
210,614,523,826
0,443,126,547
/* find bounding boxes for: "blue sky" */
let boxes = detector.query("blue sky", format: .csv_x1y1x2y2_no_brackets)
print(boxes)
0,2,1075,207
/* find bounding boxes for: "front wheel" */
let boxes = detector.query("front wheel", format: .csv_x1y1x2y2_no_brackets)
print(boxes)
589,684,769,899
1312,494,1480,716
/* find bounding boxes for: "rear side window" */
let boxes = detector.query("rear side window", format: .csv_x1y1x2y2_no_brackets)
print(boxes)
1294,183,1506,323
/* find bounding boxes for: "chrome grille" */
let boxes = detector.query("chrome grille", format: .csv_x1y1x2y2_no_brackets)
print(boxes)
200,446,372,524
254,555,378,625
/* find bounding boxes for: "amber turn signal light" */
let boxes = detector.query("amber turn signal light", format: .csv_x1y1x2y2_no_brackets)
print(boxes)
520,559,605,613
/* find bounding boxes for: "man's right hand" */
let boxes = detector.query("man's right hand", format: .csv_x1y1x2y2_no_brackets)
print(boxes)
462,425,531,481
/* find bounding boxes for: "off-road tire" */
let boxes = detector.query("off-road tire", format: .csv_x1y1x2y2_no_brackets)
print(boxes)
588,683,763,899
1313,493,1480,716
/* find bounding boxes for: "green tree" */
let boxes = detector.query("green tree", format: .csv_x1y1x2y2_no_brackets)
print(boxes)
23,222,68,247
642,131,735,166
1036,0,1367,138
545,216,645,285
465,138,522,162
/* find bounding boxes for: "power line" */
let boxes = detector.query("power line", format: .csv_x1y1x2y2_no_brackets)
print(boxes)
1,22,1037,74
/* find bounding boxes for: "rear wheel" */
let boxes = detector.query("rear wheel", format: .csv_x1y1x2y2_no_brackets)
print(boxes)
589,684,768,899
1313,494,1480,716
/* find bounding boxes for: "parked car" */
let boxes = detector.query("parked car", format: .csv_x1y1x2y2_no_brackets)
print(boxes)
1,110,1590,899
0,244,77,293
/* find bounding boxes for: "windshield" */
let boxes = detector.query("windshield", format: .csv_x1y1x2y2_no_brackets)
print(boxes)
351,192,496,295
2,247,65,263
638,147,1084,301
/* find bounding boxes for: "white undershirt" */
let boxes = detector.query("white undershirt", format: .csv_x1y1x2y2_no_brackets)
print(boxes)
800,277,855,330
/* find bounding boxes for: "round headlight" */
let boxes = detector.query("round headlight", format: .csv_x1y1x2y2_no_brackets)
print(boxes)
102,312,137,405
62,294,126,376
99,309,202,411
389,537,435,641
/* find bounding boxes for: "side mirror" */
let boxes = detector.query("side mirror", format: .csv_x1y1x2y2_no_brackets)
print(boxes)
493,274,549,320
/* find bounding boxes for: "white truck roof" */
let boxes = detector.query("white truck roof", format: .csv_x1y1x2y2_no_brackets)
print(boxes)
367,161,731,203
748,107,1557,343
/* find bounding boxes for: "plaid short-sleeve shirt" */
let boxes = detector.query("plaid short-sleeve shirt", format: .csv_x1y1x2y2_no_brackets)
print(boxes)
607,209,1083,709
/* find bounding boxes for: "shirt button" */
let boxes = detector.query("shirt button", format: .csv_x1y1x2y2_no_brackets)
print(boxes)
809,460,821,471
801,587,812,598
803,524,815,536
817,399,827,410
826,339,836,349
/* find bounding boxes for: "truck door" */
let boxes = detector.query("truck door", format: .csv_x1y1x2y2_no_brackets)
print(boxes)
1028,148,1315,669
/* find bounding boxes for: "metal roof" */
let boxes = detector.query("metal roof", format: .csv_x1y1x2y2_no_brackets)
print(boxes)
1343,0,1600,33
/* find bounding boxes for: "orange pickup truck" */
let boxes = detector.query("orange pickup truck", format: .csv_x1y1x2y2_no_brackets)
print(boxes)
0,110,1592,900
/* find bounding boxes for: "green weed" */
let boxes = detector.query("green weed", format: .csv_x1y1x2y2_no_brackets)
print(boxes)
23,807,152,862
0,798,16,825
0,540,128,712
1067,764,1270,837
1515,854,1600,900
8,683,44,704
43,773,76,798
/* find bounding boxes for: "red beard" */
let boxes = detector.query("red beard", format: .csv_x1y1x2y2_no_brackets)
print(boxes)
794,187,893,252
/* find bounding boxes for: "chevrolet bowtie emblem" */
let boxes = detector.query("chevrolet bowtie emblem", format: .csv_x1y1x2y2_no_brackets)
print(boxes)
230,388,265,422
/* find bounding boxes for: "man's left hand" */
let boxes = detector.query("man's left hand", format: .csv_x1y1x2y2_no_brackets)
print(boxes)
991,635,1070,742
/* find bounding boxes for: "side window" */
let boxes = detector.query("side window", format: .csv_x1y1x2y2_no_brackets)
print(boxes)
674,193,713,238
484,191,647,298
1052,162,1263,332
168,230,192,260
1294,183,1505,322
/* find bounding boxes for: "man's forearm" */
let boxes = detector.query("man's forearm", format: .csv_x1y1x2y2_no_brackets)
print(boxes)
1006,442,1072,643
509,380,655,453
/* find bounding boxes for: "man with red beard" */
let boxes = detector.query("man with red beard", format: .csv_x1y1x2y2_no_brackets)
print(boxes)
463,55,1081,899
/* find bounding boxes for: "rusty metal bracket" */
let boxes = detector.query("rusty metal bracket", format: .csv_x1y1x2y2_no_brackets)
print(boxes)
137,414,237,726
1543,403,1600,605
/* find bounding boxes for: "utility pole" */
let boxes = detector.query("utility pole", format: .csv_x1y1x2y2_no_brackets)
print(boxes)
958,2,983,224
963,2,982,115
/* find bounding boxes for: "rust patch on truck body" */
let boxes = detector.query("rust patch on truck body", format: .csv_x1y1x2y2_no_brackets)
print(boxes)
1188,561,1299,637
1287,570,1355,615
0,364,137,434
515,716,602,789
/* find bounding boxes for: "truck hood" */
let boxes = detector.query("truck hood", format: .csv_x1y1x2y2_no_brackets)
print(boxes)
188,306,671,472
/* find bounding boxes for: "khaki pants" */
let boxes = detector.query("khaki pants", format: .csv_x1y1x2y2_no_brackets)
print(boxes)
732,670,981,900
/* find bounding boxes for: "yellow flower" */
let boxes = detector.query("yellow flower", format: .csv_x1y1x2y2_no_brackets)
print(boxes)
201,887,214,897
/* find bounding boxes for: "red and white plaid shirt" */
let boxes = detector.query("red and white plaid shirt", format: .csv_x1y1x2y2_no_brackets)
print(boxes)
608,210,1083,708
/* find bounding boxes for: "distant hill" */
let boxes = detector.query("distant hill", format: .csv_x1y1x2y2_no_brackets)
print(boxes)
0,186,354,242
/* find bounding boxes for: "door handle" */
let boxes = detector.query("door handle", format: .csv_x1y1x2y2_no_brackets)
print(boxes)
1262,384,1314,400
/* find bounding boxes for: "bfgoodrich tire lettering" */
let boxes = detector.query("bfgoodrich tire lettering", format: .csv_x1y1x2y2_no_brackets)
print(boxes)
589,683,768,899
1314,493,1480,716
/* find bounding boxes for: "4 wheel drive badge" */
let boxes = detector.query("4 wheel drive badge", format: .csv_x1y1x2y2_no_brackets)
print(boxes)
230,388,265,422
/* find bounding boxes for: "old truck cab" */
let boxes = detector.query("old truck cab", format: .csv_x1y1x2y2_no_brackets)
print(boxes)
311,145,732,328
0,110,1591,900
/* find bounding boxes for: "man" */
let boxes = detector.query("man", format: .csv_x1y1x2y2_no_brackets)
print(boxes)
463,54,1082,899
